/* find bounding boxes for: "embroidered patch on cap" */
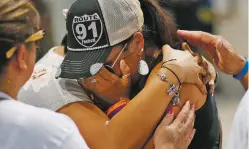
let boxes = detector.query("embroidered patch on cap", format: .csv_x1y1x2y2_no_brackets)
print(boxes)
72,13,104,49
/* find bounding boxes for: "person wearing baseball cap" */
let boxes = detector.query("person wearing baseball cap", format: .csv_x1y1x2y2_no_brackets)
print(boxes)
56,0,214,148
57,0,144,80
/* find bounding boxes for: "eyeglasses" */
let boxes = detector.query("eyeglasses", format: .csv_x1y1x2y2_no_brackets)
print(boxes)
103,43,128,74
6,30,45,59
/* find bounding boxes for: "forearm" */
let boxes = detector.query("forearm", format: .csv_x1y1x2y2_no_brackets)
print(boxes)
108,69,178,149
155,145,174,149
240,72,248,90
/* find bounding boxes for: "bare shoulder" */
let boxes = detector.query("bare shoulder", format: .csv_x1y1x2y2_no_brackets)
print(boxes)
57,102,110,148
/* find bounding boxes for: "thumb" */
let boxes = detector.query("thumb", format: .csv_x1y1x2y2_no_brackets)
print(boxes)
162,44,173,61
120,60,131,87
215,37,231,54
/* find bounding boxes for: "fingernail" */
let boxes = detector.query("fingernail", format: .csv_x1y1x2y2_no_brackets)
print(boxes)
120,59,124,65
168,108,173,114
186,101,190,108
166,44,171,48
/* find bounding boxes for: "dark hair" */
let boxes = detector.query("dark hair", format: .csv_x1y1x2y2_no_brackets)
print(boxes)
140,0,178,49
61,34,68,53
131,0,179,97
0,0,38,75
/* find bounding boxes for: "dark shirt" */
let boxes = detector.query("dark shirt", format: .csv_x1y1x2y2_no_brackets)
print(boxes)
189,87,220,149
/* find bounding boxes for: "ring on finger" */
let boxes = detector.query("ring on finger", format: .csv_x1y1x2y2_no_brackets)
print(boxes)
123,73,131,77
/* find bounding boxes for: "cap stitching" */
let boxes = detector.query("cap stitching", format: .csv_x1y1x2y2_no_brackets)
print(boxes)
67,45,109,52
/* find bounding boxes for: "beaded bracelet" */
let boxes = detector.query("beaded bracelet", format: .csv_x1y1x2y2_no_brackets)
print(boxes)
161,59,182,88
157,72,180,105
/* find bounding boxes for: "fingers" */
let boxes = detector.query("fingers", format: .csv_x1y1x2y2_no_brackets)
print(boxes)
98,67,119,82
177,30,217,48
194,53,204,65
162,44,173,61
178,30,223,62
209,80,215,94
203,58,216,94
202,74,211,85
180,105,195,134
172,101,191,127
186,129,196,146
215,36,231,54
195,77,207,95
198,66,208,77
120,60,131,87
182,42,194,55
202,60,209,70
159,109,174,129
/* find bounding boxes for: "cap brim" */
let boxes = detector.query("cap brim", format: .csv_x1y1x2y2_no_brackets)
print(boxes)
57,47,112,79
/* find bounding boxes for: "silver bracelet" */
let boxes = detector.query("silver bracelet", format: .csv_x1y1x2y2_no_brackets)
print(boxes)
157,72,180,105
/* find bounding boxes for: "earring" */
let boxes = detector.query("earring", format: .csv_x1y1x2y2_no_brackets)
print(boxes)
137,48,149,76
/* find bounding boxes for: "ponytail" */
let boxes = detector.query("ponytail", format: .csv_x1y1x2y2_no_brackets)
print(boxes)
140,0,178,48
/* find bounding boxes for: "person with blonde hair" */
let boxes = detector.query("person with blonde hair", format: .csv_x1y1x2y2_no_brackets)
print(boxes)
0,0,88,148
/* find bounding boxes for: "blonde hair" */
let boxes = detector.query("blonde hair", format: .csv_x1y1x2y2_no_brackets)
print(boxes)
0,0,40,73
0,0,39,40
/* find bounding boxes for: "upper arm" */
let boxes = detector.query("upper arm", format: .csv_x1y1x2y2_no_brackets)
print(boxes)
170,84,207,115
57,102,111,149
148,62,207,115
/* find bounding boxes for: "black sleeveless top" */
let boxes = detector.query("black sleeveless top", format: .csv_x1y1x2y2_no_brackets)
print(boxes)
135,80,220,149
134,53,220,148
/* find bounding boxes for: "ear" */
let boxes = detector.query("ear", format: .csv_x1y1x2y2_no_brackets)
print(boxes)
16,44,28,70
130,32,144,55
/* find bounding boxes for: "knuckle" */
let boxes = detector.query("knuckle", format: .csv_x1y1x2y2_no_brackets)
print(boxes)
182,110,189,117
216,35,224,41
